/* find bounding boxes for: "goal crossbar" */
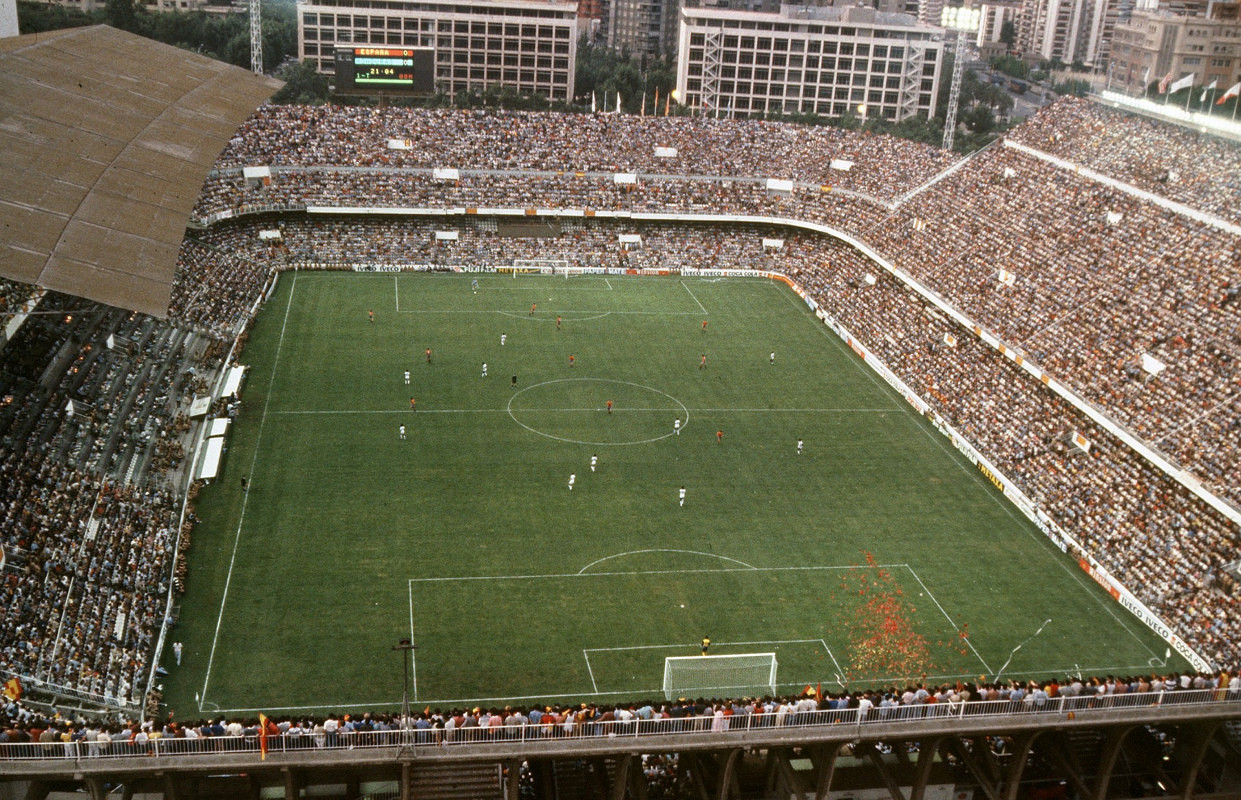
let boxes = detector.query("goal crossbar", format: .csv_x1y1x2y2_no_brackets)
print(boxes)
662,653,777,701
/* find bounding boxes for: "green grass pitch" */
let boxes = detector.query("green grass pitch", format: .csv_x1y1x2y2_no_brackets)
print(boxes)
162,272,1185,715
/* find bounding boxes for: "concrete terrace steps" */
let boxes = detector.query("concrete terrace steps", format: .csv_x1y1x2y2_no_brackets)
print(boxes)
406,760,504,800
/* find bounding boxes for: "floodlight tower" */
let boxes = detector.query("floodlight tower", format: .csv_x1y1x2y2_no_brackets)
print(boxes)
940,6,981,152
250,0,263,74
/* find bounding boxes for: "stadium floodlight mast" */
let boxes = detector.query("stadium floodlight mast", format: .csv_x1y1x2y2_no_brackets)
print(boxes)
940,5,981,152
249,0,263,74
392,638,417,725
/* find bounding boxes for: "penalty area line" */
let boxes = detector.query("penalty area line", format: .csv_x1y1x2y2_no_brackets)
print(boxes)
902,564,993,676
583,651,599,693
681,281,708,315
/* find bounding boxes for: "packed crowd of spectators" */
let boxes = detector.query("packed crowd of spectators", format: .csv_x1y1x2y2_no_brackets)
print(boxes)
189,101,1240,509
216,106,957,199
0,299,208,709
169,237,278,339
0,280,39,315
789,235,1239,666
191,168,890,240
3,96,1236,736
1008,96,1241,224
3,669,1237,757
859,144,1240,502
204,216,798,274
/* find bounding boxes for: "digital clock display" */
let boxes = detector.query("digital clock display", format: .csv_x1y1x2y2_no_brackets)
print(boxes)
334,47,435,94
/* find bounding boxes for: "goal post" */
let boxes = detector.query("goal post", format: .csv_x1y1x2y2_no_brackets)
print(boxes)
511,258,571,277
662,653,778,700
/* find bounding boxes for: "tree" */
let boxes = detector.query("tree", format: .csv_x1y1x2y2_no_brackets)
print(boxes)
575,41,675,113
1051,78,1091,98
962,104,996,133
270,60,330,104
999,20,1015,49
989,54,1028,79
19,0,300,73
104,0,140,32
18,0,94,33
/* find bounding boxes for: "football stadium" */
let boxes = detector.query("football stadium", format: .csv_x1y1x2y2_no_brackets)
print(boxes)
2,24,1241,800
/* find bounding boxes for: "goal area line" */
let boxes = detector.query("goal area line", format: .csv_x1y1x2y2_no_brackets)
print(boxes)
198,653,1177,715
405,563,989,703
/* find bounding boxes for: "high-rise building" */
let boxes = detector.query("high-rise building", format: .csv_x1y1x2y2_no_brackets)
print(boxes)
1013,0,1129,65
977,2,1020,58
298,0,581,102
676,3,945,120
609,0,682,58
1110,0,1241,94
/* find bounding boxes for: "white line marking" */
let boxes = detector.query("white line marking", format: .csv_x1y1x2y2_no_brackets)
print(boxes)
408,563,908,583
400,309,700,315
200,273,298,712
583,651,599,693
681,281,708,314
770,284,905,412
914,420,1162,659
508,378,689,446
992,617,1053,682
605,278,612,290
904,565,993,676
267,407,894,416
409,582,418,702
820,638,846,683
202,658,1174,713
394,274,399,312
578,549,758,574
584,639,824,653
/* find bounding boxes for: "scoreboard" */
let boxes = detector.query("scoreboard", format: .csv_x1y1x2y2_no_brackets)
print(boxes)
334,47,435,94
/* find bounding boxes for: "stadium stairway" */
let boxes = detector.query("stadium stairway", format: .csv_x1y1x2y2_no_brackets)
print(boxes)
407,760,504,800
539,757,614,800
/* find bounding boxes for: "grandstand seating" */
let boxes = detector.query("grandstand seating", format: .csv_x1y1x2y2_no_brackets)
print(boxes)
1,97,1237,733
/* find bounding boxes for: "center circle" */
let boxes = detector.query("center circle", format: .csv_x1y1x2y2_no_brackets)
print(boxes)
507,378,689,446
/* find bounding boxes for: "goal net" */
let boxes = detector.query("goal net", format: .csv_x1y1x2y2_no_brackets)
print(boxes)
511,258,571,277
662,653,778,700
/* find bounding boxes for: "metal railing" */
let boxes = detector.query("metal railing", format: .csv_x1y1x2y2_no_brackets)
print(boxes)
4,688,1238,762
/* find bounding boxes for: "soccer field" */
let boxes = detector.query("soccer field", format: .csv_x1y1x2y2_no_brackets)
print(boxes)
164,272,1184,716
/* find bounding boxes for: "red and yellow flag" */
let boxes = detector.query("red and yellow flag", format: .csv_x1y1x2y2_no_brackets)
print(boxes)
3,676,21,702
258,712,270,760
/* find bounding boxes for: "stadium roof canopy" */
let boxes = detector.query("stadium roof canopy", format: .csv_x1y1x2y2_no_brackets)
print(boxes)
0,25,281,317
